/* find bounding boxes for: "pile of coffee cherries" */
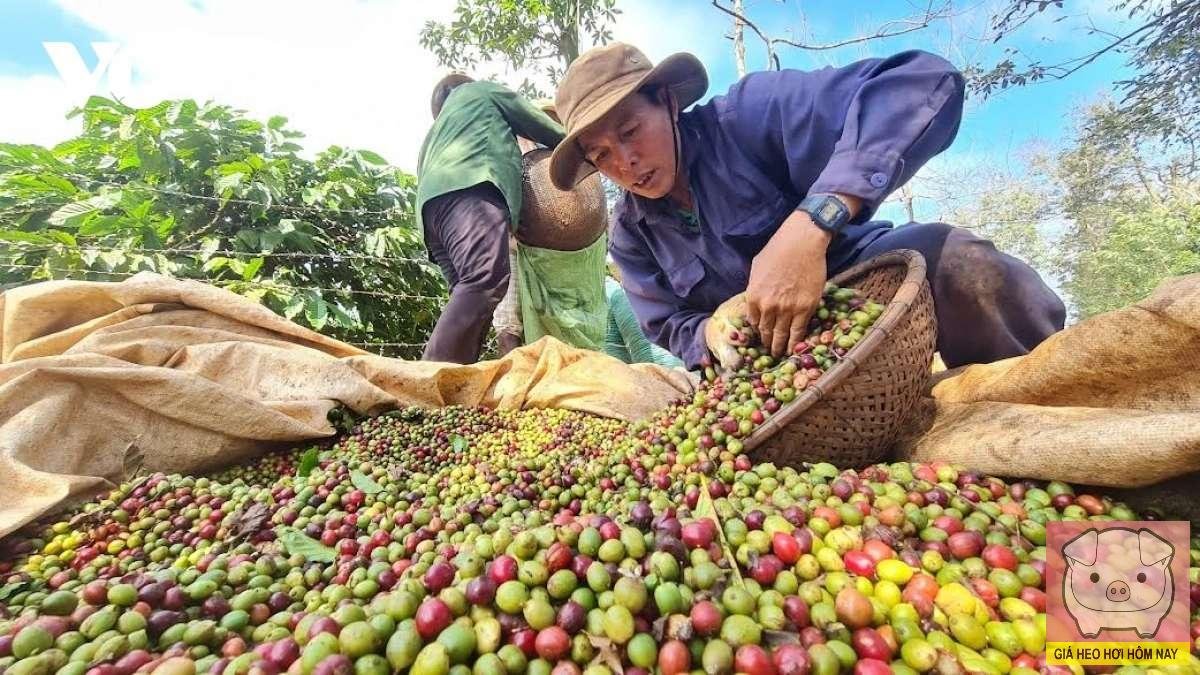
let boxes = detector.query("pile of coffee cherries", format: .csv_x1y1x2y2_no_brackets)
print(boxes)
2,288,1199,675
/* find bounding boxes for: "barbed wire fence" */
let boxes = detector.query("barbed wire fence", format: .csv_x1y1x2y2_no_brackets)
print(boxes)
0,171,507,358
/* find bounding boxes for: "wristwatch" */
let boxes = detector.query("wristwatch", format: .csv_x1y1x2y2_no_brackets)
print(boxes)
798,194,852,235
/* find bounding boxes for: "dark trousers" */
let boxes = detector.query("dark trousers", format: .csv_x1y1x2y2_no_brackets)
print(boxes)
421,183,511,364
837,223,1066,368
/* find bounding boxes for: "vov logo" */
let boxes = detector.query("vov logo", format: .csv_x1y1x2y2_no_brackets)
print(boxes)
43,42,132,96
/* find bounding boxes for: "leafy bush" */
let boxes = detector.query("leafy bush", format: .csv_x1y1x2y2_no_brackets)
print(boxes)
0,96,446,357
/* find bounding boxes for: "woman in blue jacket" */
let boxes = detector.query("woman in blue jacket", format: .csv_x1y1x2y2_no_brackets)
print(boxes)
548,43,1065,370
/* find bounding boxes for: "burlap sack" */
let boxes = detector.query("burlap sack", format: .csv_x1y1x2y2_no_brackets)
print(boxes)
896,273,1200,489
0,273,694,538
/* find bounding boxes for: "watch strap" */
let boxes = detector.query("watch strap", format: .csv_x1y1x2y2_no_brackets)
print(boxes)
798,194,851,234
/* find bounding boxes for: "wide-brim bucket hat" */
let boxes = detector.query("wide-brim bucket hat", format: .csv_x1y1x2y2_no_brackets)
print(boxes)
549,43,707,191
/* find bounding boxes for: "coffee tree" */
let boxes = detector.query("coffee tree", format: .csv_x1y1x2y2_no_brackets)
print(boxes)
0,96,446,357
420,0,619,97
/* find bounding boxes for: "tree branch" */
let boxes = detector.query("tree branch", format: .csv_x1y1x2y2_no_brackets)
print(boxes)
712,0,950,56
776,0,953,51
710,1,772,53
1038,18,1160,81
978,0,1193,89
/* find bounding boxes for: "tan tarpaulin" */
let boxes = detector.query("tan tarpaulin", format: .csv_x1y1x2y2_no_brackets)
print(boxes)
897,273,1200,489
6,269,1200,538
0,273,695,538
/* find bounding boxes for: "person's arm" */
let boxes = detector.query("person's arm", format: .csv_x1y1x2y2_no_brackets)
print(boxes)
490,85,566,149
610,228,710,370
608,280,665,365
726,51,964,356
728,50,964,216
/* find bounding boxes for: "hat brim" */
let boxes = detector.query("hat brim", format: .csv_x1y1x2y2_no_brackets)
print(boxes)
534,99,561,124
549,52,708,191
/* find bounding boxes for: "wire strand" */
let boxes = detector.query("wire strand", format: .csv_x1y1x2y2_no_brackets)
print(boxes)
39,171,412,218
2,242,440,267
0,262,449,303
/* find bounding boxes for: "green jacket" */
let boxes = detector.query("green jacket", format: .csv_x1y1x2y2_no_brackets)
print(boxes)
416,81,564,230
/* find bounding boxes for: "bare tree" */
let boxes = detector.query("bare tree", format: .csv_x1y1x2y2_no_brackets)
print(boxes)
970,0,1200,146
711,0,955,71
731,0,747,77
893,183,918,223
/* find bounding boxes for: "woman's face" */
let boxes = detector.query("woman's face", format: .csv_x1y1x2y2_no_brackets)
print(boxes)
577,90,678,199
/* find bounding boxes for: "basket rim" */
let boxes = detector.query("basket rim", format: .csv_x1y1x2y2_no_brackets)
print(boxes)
741,249,930,454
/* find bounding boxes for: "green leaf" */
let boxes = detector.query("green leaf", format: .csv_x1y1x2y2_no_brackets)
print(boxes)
276,527,336,562
301,186,325,205
6,173,78,196
0,581,32,602
214,172,244,194
47,192,122,227
226,259,247,277
47,230,78,246
0,229,55,244
451,435,468,453
696,475,744,588
99,250,127,269
241,256,264,281
282,293,306,319
199,237,222,259
304,293,328,331
117,149,141,171
260,229,285,252
350,469,383,494
296,447,319,478
202,256,231,273
77,215,124,236
118,115,136,140
327,302,356,328
240,286,270,303
154,215,177,239
166,100,196,124
357,150,387,165
235,229,260,250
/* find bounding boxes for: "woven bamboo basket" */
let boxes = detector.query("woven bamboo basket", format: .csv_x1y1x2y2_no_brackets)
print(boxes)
517,148,607,252
743,249,937,468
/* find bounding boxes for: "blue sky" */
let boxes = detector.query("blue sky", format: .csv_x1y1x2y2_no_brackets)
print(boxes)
0,1,100,77
679,0,1133,222
0,0,1133,227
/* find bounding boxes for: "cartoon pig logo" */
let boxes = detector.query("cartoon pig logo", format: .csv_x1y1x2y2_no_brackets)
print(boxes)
1061,527,1174,638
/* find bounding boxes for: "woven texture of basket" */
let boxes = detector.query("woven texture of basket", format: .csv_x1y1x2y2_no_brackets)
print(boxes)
743,249,937,468
517,148,607,252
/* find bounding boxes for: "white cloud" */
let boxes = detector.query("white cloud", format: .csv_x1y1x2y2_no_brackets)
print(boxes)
2,0,465,171
0,73,84,147
0,0,726,171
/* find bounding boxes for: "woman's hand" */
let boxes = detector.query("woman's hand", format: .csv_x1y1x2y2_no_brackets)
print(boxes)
746,210,833,358
703,293,750,369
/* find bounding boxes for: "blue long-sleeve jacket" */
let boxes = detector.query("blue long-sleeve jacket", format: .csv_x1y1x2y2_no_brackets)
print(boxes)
609,50,965,369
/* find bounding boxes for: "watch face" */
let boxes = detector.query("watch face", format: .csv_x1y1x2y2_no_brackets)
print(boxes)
819,201,841,222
